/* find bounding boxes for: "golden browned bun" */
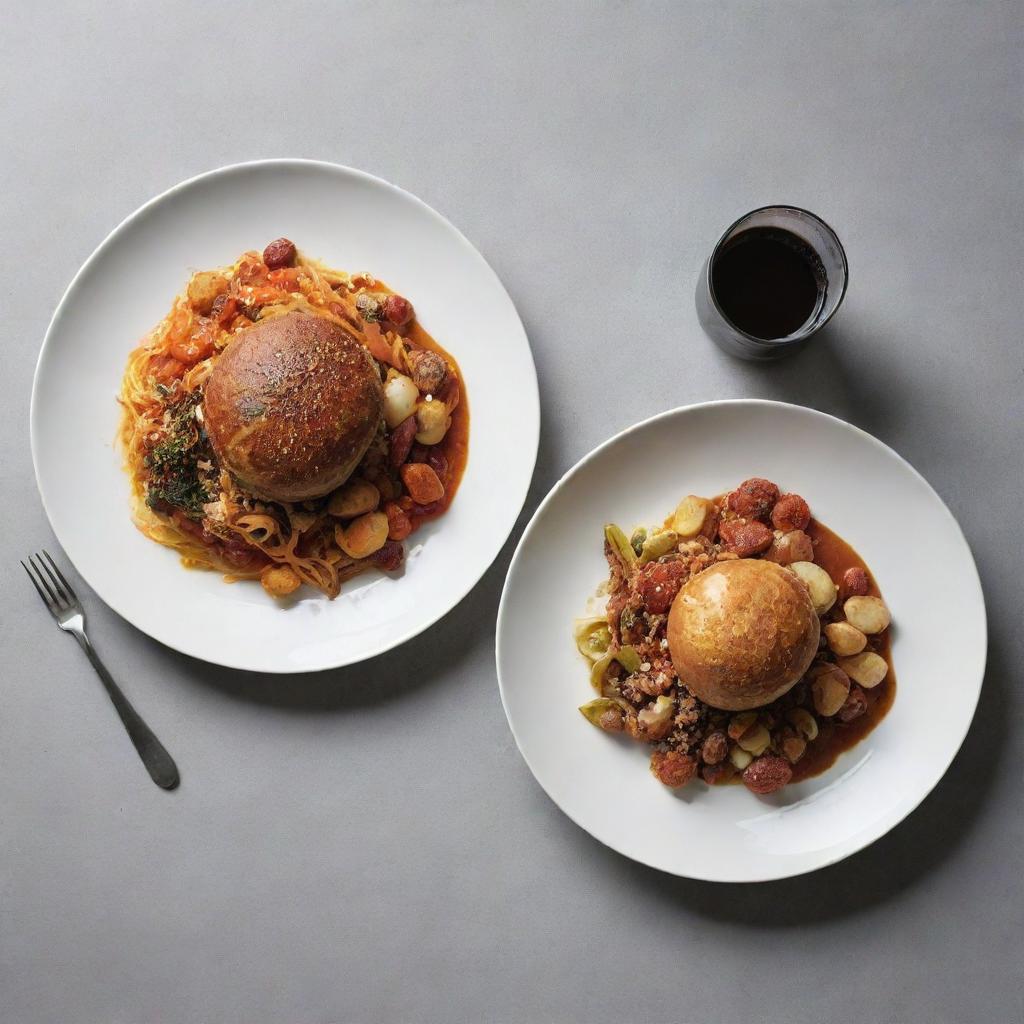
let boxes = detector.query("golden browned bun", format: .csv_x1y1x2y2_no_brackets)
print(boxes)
203,312,383,502
667,559,819,711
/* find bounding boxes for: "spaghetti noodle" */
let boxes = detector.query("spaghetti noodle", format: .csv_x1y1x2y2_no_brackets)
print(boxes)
118,241,468,599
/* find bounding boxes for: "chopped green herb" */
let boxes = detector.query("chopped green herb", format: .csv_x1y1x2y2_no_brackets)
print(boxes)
144,390,212,519
146,475,209,518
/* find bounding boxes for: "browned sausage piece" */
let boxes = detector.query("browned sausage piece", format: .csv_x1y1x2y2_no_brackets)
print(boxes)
718,518,774,556
837,685,869,722
384,501,413,540
400,463,445,504
701,731,729,765
407,350,448,394
388,415,418,468
771,493,811,532
742,756,793,794
840,567,871,601
263,238,296,269
371,540,405,571
727,478,780,520
650,750,698,788
636,560,689,614
383,294,413,327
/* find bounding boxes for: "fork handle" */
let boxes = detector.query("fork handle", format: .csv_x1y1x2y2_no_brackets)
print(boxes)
73,633,180,790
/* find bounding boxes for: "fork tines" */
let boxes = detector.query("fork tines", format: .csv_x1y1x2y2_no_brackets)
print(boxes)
21,550,77,616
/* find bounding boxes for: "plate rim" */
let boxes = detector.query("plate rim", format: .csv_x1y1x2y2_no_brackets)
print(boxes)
30,158,540,673
495,398,987,882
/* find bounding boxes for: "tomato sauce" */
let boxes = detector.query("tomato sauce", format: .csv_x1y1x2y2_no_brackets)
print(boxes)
789,518,896,782
388,302,469,534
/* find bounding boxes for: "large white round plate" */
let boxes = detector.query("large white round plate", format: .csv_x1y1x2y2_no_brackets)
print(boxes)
496,400,985,881
32,160,538,672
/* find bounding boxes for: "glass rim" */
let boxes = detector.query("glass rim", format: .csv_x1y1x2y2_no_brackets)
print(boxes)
704,204,850,346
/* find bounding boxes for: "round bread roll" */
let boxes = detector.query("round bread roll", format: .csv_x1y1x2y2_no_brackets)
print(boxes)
203,312,383,503
667,558,820,711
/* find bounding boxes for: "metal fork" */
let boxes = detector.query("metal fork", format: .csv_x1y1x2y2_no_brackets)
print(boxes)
22,551,180,790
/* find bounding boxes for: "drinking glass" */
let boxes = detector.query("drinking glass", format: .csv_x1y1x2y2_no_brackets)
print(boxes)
696,205,849,360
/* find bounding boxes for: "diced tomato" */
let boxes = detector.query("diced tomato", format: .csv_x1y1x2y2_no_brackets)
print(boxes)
235,257,268,286
362,321,404,369
267,268,303,290
150,353,186,383
169,328,215,365
211,295,238,326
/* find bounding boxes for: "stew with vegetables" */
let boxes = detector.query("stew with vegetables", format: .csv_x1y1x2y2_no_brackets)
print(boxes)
575,478,895,796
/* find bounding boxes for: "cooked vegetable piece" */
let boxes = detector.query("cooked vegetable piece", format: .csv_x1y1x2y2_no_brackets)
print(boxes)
605,524,638,568
637,695,675,739
789,560,838,614
579,698,625,732
639,529,679,564
574,617,612,660
824,621,867,656
843,596,891,634
328,479,380,519
671,495,710,538
589,644,642,692
383,373,419,429
836,651,888,688
414,399,451,444
260,564,301,598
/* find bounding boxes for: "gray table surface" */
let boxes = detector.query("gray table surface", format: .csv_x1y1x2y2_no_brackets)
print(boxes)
2,3,1022,1023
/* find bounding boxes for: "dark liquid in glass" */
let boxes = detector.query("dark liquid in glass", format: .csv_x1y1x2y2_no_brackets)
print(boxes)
711,227,825,340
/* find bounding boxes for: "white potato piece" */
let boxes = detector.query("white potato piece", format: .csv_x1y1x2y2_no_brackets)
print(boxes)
843,596,891,635
789,561,838,615
335,512,389,559
729,746,753,770
836,651,889,688
825,621,868,656
671,495,709,539
811,664,850,716
728,711,758,741
382,372,419,429
736,723,771,756
328,479,380,519
786,707,819,742
260,564,301,598
414,399,451,445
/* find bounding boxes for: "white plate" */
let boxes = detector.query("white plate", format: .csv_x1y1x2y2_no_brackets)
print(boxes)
496,400,986,882
31,160,538,673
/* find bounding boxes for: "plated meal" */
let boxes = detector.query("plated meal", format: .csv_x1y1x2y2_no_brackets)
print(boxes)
498,401,984,879
576,477,894,795
33,160,537,671
118,238,467,599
